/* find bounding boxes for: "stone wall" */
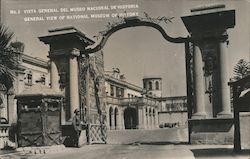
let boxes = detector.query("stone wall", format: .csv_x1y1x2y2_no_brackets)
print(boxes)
158,111,188,126
189,118,234,145
107,128,188,144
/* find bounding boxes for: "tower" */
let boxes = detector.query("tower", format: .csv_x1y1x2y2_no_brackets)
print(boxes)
143,76,162,97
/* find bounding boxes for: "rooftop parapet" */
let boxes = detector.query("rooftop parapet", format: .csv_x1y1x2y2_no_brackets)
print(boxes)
39,26,95,50
190,4,226,15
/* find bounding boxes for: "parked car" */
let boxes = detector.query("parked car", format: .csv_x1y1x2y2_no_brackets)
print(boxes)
159,122,179,128
0,117,8,124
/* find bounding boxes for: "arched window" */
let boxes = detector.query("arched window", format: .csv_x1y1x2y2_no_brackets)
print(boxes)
149,81,152,90
155,81,159,90
114,108,118,129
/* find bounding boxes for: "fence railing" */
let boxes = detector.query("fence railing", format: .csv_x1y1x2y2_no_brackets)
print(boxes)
88,124,107,144
0,124,11,149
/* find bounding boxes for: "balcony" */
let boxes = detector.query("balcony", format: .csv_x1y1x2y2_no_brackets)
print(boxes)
106,96,121,105
120,97,143,106
106,96,161,107
120,97,160,107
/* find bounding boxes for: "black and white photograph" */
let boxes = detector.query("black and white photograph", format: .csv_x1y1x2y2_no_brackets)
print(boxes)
0,0,250,158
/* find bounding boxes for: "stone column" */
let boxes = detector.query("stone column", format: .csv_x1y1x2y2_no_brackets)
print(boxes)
69,49,80,119
217,39,232,117
155,109,159,128
138,108,144,129
120,109,125,130
151,111,154,129
116,109,121,130
143,107,147,129
50,60,60,92
113,86,116,97
192,45,207,119
147,108,150,129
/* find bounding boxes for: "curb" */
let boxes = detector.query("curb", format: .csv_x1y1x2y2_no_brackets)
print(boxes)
16,145,66,155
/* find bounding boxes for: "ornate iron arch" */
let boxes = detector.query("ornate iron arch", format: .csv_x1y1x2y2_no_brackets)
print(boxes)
84,15,188,54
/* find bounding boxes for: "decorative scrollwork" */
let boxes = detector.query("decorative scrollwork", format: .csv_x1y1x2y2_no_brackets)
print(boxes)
90,13,186,51
203,56,217,77
142,12,174,24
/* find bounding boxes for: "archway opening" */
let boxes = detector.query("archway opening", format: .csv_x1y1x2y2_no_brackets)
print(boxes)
109,107,113,129
124,107,137,129
114,107,118,129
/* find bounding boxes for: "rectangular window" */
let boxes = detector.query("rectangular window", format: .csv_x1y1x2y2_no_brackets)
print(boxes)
41,77,46,85
116,87,120,97
27,74,32,85
110,85,114,96
120,88,124,98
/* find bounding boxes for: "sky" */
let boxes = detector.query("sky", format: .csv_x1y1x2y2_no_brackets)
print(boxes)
1,0,250,97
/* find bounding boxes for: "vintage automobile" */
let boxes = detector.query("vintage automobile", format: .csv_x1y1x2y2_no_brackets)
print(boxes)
0,117,8,124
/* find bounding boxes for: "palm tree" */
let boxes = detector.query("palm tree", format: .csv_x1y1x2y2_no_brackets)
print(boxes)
0,24,16,90
233,59,250,80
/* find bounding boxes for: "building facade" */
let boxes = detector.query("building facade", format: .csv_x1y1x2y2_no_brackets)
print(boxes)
105,71,160,130
0,51,187,130
0,52,50,124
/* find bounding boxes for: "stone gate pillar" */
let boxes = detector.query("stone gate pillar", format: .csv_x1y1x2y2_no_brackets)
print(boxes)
39,27,95,121
182,4,235,145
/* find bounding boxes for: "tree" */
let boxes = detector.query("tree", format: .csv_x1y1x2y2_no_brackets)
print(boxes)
0,24,17,90
10,41,25,53
233,59,250,80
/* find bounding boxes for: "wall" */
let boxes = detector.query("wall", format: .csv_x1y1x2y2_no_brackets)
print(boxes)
189,118,234,145
158,111,188,126
107,128,188,144
240,112,250,149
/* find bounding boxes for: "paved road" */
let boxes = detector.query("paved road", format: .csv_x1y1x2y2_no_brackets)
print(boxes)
1,127,249,159
1,144,250,159
38,144,195,159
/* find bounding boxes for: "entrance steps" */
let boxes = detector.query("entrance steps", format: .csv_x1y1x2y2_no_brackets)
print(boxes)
107,127,188,145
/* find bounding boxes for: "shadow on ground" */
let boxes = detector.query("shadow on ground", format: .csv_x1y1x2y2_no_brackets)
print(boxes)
191,148,250,158
126,141,189,145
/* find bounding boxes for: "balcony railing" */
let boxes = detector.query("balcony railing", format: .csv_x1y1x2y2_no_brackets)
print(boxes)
121,97,160,107
106,96,121,105
106,96,161,107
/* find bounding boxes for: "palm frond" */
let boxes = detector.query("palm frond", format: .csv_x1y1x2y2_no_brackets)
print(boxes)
0,64,14,90
0,24,15,90
233,59,250,79
0,24,14,50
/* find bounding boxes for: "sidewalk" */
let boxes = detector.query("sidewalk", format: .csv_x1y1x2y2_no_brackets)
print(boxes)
179,144,250,159
0,144,249,159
